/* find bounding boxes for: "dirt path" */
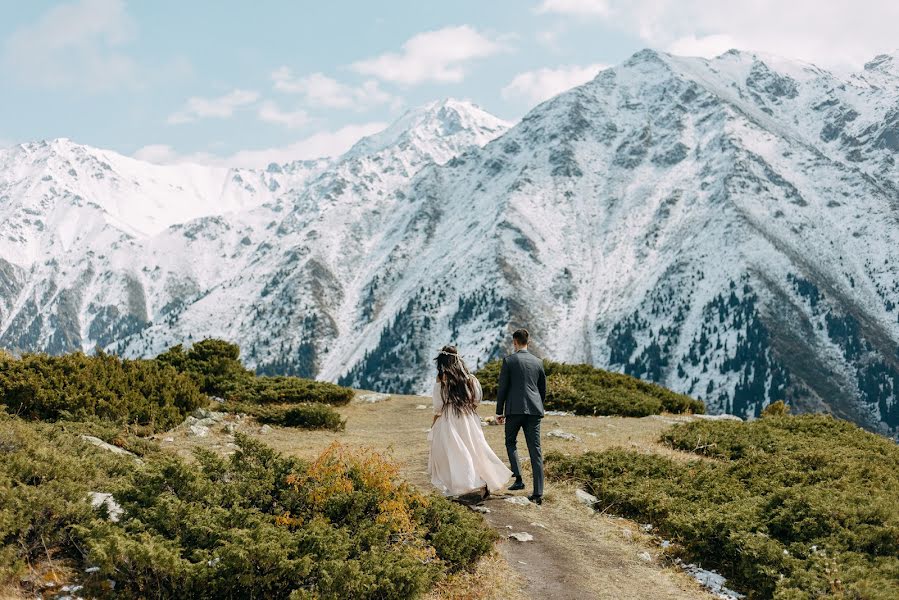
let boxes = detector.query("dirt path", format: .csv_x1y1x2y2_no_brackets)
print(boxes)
160,394,720,600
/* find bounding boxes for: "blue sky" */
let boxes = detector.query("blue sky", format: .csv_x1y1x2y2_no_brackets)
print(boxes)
2,0,897,166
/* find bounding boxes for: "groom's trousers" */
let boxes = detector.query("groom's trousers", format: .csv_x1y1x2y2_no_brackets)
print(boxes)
504,414,543,497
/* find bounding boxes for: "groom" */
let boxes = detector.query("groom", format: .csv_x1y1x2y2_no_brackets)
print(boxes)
495,329,546,504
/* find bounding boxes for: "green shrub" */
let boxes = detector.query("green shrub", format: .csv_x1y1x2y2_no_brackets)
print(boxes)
1,419,495,598
547,415,899,599
156,339,253,396
80,437,493,599
477,359,704,417
761,400,790,417
0,350,204,432
157,340,354,407
225,401,346,432
226,376,355,407
0,416,132,584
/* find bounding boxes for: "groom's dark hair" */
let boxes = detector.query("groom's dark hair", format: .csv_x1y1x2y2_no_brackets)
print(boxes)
512,329,529,345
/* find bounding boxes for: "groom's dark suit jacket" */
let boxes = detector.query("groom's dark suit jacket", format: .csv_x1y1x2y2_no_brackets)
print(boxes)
495,349,546,417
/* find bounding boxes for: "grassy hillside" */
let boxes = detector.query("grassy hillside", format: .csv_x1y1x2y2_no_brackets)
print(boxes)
548,411,899,599
1,342,502,597
477,359,704,416
0,340,350,433
0,416,495,598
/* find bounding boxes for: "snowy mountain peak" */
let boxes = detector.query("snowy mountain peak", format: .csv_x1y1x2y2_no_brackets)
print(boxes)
344,98,510,165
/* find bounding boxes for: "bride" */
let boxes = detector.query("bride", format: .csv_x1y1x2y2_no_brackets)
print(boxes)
428,345,512,499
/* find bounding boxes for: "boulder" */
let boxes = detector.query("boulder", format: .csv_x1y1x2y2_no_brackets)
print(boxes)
80,435,137,458
508,532,534,542
547,429,582,442
693,413,743,422
576,489,599,506
188,424,210,437
357,392,391,403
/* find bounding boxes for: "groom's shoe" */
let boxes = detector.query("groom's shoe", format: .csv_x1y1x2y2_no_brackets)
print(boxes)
527,495,543,505
508,480,525,491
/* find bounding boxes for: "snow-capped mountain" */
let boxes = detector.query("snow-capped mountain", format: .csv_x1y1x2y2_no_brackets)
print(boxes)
2,55,898,436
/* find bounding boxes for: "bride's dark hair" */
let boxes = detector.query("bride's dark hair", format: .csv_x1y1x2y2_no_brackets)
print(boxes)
434,345,478,416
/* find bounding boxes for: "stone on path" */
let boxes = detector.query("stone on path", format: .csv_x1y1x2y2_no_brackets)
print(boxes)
576,489,599,506
357,392,391,403
415,404,429,410
547,429,582,442
188,424,210,437
508,532,534,542
470,505,491,514
505,496,531,506
259,424,273,434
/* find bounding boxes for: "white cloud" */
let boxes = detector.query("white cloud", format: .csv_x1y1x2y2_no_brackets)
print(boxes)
536,0,610,17
0,138,14,149
502,63,608,104
133,121,388,168
3,0,138,91
167,89,260,124
555,0,899,68
257,101,311,129
271,68,399,110
351,25,504,85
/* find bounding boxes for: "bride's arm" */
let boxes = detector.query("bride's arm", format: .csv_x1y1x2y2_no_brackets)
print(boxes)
431,380,443,425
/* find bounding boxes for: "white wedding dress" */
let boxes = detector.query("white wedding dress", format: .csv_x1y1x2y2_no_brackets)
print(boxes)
428,376,512,496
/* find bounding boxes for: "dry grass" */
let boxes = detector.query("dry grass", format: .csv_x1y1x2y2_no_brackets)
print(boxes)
425,551,527,600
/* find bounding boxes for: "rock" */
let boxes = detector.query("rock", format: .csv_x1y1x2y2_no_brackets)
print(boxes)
259,424,273,434
545,410,573,416
188,424,210,437
693,414,743,422
415,404,429,410
80,435,136,457
89,492,123,522
85,566,100,573
163,437,175,443
508,532,534,542
622,529,634,542
640,524,653,532
210,396,225,404
547,429,582,442
470,505,491,514
576,489,599,506
222,423,237,434
639,551,653,562
505,496,531,506
530,522,547,529
357,392,391,403
183,415,198,426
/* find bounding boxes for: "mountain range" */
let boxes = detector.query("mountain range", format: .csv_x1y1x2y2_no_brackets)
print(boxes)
1,50,898,436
